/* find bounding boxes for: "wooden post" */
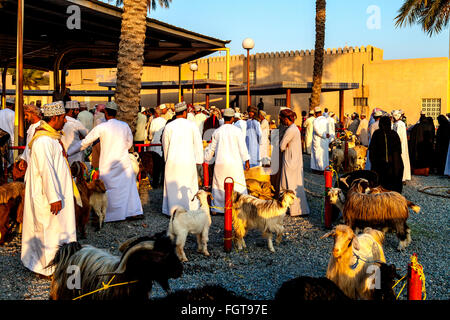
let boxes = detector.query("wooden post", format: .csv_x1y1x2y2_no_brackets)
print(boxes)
246,49,251,107
178,65,182,103
339,90,344,124
286,88,291,108
1,67,7,109
205,84,210,109
14,0,25,158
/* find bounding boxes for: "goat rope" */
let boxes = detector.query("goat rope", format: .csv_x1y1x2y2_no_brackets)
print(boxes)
72,275,138,300
417,186,450,199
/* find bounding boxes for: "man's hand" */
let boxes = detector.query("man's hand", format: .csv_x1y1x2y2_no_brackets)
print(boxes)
326,133,330,139
50,201,62,215
244,160,250,171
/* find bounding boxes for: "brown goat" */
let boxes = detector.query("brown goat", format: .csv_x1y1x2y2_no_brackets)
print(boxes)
0,182,25,244
321,225,386,300
71,162,107,238
344,179,420,250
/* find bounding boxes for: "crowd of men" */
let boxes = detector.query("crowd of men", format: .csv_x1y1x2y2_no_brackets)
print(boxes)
0,95,449,278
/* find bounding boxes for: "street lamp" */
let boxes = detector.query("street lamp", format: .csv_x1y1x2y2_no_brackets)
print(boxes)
190,62,198,105
242,38,254,108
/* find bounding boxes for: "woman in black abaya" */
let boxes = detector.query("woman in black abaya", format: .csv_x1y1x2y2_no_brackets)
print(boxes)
369,116,404,193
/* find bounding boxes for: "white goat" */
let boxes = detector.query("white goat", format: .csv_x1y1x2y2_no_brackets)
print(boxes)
231,190,296,253
167,190,213,262
321,225,386,300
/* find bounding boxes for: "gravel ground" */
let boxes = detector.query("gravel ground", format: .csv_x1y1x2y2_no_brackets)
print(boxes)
0,154,448,300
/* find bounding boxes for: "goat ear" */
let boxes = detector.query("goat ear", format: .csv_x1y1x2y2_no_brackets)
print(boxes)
320,230,335,239
113,241,155,274
352,235,361,251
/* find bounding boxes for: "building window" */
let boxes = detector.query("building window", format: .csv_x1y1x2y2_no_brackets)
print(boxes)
421,98,441,120
274,98,286,107
216,72,223,80
229,71,234,81
353,97,368,106
249,71,256,85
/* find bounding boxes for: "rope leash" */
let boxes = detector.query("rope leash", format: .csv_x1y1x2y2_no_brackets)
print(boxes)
72,275,138,300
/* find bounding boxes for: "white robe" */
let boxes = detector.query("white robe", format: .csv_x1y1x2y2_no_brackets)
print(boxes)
327,116,336,141
280,124,310,216
444,144,450,176
365,120,380,170
187,112,195,122
204,124,249,213
259,119,270,165
20,121,40,163
77,110,94,132
162,118,204,216
393,120,411,181
311,116,330,171
76,119,143,222
304,116,315,155
356,118,370,146
234,120,247,140
61,116,89,165
134,112,148,142
0,108,15,163
246,119,262,168
149,116,167,157
194,113,208,137
21,136,77,276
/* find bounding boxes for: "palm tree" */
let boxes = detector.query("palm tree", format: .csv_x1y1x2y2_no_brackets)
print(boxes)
7,69,49,90
111,0,171,134
309,0,326,111
395,0,450,36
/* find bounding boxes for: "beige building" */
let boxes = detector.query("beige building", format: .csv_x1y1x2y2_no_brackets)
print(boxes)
5,45,448,127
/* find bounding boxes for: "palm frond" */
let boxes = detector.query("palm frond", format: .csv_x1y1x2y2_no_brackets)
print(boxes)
395,0,450,36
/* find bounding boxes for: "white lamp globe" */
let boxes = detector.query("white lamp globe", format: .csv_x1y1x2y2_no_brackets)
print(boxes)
190,63,198,72
242,38,255,50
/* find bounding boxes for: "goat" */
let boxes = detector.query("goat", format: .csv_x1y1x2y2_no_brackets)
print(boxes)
138,151,164,189
274,276,351,301
167,190,213,262
343,178,420,250
353,145,368,170
321,225,386,300
152,284,250,305
0,182,25,244
231,189,296,253
371,262,401,301
334,170,379,195
246,179,274,200
331,147,345,172
48,232,183,300
71,162,108,238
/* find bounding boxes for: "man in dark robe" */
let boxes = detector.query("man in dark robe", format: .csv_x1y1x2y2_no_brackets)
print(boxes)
409,115,435,170
369,116,404,193
435,115,450,175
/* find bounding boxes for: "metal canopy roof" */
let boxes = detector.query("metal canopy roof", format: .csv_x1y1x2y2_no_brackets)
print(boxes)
99,79,242,90
0,0,229,71
197,81,360,95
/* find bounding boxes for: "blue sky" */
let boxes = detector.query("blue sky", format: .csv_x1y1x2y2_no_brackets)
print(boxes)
109,0,449,60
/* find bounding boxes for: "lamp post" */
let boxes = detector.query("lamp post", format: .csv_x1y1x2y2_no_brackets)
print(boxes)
190,62,198,105
242,38,254,108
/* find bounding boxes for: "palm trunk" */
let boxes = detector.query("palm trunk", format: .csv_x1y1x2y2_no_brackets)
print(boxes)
309,0,326,111
114,0,148,134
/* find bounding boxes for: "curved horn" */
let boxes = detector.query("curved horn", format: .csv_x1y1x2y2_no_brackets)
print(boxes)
320,230,336,240
118,236,142,253
113,241,155,274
